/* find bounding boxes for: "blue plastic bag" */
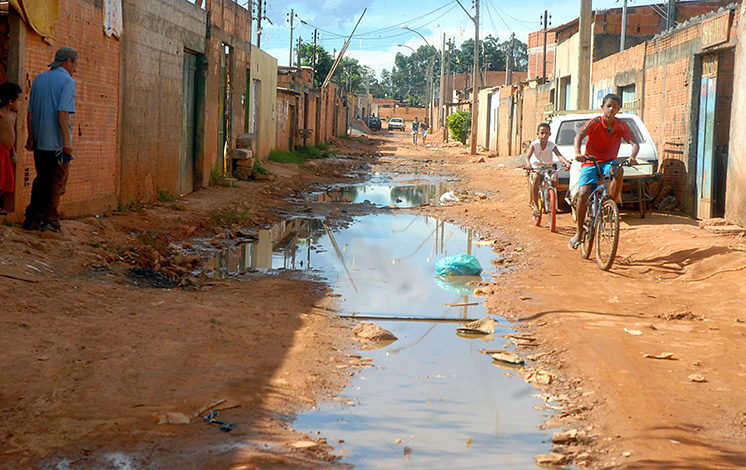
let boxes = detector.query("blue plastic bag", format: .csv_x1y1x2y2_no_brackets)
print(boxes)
435,254,483,276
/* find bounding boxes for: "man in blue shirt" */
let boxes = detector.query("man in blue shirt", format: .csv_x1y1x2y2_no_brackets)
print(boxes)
23,47,78,233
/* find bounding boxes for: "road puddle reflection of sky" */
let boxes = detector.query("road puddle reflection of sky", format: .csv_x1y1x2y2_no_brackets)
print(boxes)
206,211,555,468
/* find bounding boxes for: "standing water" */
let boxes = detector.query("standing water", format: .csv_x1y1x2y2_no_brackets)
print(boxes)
205,202,558,468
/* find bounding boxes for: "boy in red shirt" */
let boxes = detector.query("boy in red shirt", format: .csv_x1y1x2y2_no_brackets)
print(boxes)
569,93,639,249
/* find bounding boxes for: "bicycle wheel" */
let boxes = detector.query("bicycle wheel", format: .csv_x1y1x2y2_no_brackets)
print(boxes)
595,199,620,271
547,187,557,232
580,200,595,259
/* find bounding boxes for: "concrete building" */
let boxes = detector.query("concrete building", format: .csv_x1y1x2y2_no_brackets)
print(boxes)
276,66,347,151
528,0,735,112
0,0,347,222
725,6,746,226
485,0,741,221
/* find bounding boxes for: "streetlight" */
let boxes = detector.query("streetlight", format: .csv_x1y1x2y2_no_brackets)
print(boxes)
401,25,432,47
396,44,416,54
401,26,437,131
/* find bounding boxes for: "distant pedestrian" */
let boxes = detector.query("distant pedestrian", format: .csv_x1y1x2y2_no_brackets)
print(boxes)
23,47,78,233
0,82,22,214
420,119,429,144
411,116,420,145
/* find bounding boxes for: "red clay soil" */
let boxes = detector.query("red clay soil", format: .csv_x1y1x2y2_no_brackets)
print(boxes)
2,131,746,469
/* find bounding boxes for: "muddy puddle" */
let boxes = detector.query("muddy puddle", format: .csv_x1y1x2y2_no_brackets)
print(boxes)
310,177,451,208
201,201,559,468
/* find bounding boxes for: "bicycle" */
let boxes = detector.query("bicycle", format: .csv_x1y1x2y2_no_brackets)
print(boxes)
526,165,563,233
577,156,631,271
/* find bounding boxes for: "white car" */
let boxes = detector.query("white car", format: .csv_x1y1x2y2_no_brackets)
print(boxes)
388,117,405,131
545,112,658,200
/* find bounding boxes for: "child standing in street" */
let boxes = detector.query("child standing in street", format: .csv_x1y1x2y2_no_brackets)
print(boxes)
524,123,570,217
411,116,420,145
0,82,22,214
420,119,429,144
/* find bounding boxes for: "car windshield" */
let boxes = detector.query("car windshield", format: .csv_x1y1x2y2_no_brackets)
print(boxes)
555,118,646,145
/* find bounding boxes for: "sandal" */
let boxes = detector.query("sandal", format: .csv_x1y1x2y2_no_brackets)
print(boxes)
568,236,582,250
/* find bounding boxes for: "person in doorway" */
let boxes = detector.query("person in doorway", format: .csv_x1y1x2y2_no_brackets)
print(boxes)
23,46,78,233
420,119,429,144
569,93,639,250
411,116,420,145
0,82,22,215
524,122,571,218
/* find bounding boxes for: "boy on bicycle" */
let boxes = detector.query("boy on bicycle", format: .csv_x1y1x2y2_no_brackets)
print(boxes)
524,122,571,217
569,93,639,249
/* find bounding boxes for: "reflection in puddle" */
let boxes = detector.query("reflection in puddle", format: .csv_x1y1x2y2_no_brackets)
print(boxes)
204,211,551,468
205,219,325,276
314,182,444,207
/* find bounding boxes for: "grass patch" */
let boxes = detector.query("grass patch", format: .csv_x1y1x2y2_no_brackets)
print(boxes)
268,144,335,165
268,149,302,164
86,241,102,248
340,135,366,144
253,161,270,175
210,207,251,226
118,201,145,213
157,188,175,202
2,219,15,227
209,166,224,186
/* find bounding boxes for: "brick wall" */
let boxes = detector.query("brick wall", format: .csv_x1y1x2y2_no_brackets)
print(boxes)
377,106,427,121
527,30,557,79
204,0,253,175
12,0,120,218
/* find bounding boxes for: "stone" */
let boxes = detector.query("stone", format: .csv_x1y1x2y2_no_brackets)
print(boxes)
231,148,253,160
353,322,398,342
235,133,254,150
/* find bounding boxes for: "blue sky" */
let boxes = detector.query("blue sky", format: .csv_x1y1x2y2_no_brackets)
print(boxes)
258,0,662,75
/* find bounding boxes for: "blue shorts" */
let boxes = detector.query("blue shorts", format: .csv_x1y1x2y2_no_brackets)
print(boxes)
578,162,615,188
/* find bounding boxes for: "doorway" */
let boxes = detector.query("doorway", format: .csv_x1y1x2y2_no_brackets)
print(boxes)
179,52,198,195
218,43,232,173
696,49,733,219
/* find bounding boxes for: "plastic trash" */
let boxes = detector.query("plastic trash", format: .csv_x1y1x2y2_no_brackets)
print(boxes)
435,254,483,276
440,191,459,202
434,275,481,295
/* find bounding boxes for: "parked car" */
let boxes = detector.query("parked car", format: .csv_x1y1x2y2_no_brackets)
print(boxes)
545,112,659,202
388,117,405,131
365,116,381,131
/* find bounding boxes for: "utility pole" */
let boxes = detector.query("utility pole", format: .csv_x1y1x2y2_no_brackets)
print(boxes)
312,29,318,86
506,32,515,85
297,36,302,78
666,0,676,30
620,0,628,51
541,10,551,79
444,38,452,143
254,0,272,48
576,0,592,110
469,0,480,155
287,9,294,66
439,32,445,133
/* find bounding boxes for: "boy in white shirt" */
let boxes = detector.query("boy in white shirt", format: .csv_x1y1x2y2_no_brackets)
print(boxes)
524,123,570,215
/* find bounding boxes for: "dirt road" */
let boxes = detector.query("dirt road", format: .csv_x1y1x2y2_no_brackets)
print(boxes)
2,132,746,469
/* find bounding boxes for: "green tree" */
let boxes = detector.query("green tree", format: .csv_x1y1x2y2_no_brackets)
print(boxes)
298,41,333,87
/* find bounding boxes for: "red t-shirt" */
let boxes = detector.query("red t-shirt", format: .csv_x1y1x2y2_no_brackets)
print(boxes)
580,116,636,166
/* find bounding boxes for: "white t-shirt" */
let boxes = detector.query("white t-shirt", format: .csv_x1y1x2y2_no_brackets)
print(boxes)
529,139,556,168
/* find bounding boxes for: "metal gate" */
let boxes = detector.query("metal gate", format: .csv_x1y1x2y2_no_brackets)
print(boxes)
179,52,198,195
696,54,718,219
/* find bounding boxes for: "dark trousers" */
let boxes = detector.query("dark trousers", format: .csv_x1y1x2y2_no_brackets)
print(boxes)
24,150,69,229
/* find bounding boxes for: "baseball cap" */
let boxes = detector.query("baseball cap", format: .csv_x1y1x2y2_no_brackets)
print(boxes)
49,47,79,68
